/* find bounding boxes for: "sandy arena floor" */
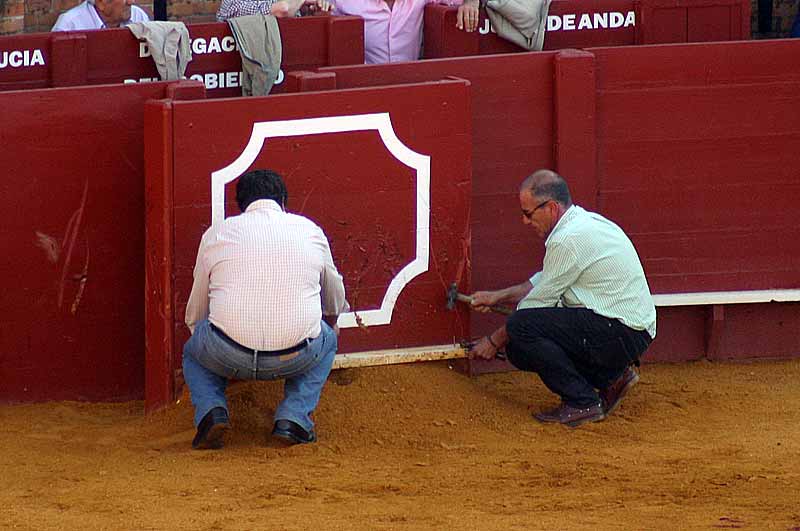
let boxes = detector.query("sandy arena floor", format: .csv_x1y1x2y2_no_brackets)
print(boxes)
2,359,800,530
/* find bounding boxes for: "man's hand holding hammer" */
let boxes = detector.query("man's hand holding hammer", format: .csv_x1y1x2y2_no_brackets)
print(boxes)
467,281,533,360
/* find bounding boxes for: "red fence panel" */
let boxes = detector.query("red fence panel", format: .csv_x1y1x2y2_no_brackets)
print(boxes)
0,33,50,91
423,0,749,59
638,0,750,44
591,40,800,295
0,80,205,404
314,55,560,309
4,37,798,405
310,39,800,364
0,16,363,98
144,80,472,410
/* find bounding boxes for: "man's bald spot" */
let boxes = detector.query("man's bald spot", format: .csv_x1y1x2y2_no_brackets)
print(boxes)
520,169,572,207
520,169,561,195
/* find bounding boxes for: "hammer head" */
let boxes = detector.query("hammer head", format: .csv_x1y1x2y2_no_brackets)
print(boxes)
446,282,459,311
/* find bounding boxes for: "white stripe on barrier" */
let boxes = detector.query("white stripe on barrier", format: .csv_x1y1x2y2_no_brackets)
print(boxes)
652,289,800,307
333,344,465,369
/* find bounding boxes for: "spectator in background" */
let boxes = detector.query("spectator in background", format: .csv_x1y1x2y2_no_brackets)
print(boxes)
52,0,149,31
792,7,800,38
217,0,332,21
331,0,480,64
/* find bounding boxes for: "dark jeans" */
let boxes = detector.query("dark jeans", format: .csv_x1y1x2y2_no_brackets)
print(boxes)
505,308,652,408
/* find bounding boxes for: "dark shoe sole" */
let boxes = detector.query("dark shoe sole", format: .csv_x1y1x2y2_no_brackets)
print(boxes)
564,412,606,428
192,422,230,450
605,371,640,416
533,412,562,424
272,427,316,445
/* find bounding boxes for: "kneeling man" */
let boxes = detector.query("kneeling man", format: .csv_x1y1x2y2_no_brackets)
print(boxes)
184,169,349,449
469,169,656,428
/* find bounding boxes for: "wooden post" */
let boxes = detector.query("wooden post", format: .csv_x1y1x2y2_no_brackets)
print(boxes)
554,49,597,210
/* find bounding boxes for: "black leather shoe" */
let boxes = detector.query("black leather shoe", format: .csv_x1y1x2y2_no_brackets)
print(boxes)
192,407,230,450
272,419,316,444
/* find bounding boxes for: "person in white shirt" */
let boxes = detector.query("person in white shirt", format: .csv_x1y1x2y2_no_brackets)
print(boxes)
52,0,150,32
183,169,349,450
469,169,656,428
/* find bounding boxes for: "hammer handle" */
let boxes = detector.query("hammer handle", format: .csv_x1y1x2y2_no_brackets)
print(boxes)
456,293,513,316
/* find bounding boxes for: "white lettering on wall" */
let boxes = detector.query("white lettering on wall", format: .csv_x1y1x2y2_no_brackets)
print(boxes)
0,49,45,69
122,69,283,90
140,36,239,58
478,18,496,35
546,11,635,31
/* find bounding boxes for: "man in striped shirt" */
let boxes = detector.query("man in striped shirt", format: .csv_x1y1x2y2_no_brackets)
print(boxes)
183,169,349,449
469,169,656,428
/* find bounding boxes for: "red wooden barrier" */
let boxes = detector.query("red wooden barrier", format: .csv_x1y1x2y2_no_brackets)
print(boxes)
423,0,749,58
0,80,205,404
307,38,800,365
0,16,363,98
3,38,798,406
591,40,800,294
143,80,472,411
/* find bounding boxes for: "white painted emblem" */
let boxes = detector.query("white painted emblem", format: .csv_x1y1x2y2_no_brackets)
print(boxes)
210,112,431,329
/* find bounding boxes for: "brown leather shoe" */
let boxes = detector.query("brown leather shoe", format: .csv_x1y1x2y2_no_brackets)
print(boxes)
600,366,640,416
533,402,605,428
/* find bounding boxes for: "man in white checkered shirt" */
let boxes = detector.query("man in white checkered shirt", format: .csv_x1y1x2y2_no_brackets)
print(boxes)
468,169,656,429
216,0,332,20
183,169,349,449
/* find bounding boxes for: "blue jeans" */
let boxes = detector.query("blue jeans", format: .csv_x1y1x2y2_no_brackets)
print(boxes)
182,319,337,434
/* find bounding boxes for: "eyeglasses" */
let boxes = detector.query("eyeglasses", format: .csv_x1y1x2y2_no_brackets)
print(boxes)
521,199,552,219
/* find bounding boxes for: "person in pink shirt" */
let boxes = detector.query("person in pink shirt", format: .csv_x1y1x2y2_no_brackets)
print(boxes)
332,0,480,64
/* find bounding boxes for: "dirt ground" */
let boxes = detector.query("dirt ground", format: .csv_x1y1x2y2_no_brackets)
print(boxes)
2,359,800,531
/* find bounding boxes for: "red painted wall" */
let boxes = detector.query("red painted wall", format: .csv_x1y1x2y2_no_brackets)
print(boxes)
308,38,800,365
144,81,472,411
0,80,205,403
591,40,800,294
0,16,363,97
2,37,798,406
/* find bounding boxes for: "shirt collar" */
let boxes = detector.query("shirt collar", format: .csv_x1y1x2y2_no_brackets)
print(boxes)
545,204,578,245
87,2,107,28
245,199,283,213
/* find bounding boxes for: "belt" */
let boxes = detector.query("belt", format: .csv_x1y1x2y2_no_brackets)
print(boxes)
210,323,310,357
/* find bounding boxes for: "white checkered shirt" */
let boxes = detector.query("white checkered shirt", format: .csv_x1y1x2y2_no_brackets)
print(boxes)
216,0,278,21
185,199,349,350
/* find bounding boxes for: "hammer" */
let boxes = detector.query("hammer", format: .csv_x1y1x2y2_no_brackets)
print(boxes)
446,283,513,316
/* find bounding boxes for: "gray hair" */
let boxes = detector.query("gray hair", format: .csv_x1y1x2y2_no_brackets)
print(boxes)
521,169,573,207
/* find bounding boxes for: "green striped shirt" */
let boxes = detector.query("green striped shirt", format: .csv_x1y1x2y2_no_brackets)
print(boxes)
517,205,657,338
